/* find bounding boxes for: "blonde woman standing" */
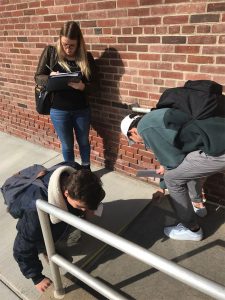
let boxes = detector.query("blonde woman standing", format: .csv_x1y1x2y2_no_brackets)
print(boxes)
35,21,95,169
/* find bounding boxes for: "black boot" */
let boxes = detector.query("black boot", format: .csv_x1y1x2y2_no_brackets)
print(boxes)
81,164,91,170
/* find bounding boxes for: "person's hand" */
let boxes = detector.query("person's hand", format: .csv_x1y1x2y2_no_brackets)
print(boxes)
68,81,85,91
156,165,165,175
50,71,59,76
152,189,165,200
35,277,52,293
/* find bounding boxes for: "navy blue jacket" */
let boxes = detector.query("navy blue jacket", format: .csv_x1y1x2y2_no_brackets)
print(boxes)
12,162,82,285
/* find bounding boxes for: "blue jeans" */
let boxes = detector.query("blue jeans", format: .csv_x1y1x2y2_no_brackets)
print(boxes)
50,108,91,165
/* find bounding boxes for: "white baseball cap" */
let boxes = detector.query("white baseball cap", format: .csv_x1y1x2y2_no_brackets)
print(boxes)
121,114,141,145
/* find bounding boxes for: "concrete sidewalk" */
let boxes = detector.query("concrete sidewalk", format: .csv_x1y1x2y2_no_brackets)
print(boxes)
1,132,225,300
87,196,225,300
0,281,21,300
0,132,158,300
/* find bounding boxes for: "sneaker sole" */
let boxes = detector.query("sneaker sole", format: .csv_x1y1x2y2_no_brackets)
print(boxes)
164,229,203,241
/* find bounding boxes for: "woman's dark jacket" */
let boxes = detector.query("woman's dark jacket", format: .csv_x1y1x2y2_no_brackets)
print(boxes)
13,162,83,285
34,45,97,111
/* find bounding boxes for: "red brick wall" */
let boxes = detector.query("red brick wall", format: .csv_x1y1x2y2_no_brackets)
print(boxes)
0,1,225,198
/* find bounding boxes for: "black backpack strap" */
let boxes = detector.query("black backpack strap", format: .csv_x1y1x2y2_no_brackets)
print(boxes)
48,45,58,70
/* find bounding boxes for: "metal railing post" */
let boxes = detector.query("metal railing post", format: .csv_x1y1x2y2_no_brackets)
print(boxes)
37,207,65,299
52,254,128,300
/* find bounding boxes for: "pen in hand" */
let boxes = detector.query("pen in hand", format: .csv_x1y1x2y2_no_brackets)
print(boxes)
46,64,53,72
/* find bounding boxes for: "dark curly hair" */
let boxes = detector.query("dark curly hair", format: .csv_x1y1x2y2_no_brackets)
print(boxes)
129,113,142,129
64,169,105,210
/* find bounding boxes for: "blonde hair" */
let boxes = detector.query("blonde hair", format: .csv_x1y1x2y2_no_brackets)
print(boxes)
56,21,91,79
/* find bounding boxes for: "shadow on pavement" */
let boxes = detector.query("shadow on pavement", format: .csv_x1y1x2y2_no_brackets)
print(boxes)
63,196,225,299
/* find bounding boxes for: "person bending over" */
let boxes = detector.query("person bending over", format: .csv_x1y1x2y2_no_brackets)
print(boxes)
121,109,225,241
13,164,105,292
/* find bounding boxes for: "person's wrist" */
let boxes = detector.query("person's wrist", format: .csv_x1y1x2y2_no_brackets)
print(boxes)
32,274,45,285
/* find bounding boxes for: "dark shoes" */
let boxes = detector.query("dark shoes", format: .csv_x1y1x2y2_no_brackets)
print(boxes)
81,164,91,170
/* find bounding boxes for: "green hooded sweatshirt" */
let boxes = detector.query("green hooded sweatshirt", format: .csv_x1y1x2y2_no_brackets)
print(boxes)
137,108,225,169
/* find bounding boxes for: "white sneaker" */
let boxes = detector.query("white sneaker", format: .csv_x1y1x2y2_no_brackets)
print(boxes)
164,223,203,241
192,203,207,218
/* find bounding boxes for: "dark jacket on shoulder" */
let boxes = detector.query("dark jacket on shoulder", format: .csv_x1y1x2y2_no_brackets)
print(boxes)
138,80,225,169
156,80,222,120
12,161,83,285
34,45,97,87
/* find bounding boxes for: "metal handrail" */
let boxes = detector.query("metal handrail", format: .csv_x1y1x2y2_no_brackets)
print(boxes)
131,107,151,113
37,200,225,300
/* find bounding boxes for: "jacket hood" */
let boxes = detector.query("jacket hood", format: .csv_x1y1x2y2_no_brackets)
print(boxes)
48,166,75,224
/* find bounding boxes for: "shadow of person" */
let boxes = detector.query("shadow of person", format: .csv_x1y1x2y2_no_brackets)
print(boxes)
203,172,225,210
58,193,225,298
61,197,169,269
79,196,225,296
89,47,127,170
93,166,113,178
59,198,152,262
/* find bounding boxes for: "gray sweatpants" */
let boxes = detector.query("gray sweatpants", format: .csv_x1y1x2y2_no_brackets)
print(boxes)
164,150,225,228
187,179,204,203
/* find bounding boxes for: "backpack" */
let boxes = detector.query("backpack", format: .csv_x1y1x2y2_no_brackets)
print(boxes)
1,161,80,219
35,45,57,115
156,80,223,120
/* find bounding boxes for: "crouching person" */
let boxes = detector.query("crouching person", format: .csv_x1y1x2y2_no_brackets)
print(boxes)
12,165,105,293
121,110,225,241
